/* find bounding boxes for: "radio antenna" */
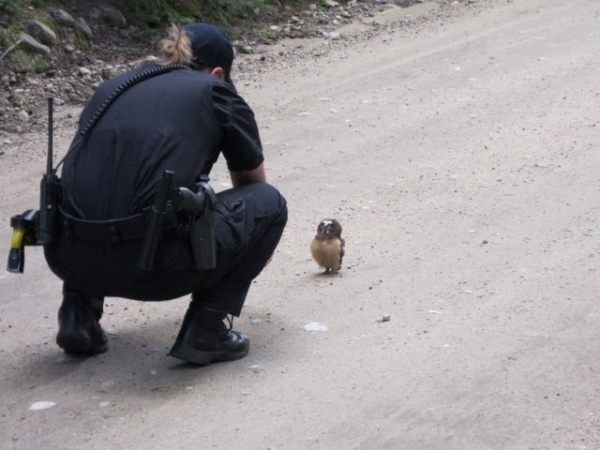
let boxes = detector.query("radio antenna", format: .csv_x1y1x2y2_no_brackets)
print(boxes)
47,97,53,173
37,98,60,244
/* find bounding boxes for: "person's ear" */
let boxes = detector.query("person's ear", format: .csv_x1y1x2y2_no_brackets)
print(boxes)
209,67,225,82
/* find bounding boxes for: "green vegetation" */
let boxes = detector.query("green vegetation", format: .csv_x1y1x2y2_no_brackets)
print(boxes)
115,0,278,34
1,0,347,36
259,27,272,40
1,1,332,31
0,0,52,14
0,0,24,14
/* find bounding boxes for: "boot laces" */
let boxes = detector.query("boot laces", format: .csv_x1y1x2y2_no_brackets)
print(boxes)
225,314,234,331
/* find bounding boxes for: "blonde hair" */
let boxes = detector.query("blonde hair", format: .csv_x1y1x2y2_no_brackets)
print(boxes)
158,24,193,65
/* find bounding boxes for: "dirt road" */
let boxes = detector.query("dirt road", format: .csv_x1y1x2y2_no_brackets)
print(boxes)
1,0,599,448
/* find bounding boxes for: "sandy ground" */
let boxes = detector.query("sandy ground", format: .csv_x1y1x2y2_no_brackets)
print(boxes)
1,0,600,448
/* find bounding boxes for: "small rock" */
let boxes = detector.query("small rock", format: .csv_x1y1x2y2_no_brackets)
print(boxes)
237,45,254,54
90,5,127,28
324,31,341,40
29,401,56,411
303,322,328,332
248,364,264,373
27,20,57,47
101,66,118,79
18,33,51,55
17,111,29,123
51,9,76,27
75,18,93,38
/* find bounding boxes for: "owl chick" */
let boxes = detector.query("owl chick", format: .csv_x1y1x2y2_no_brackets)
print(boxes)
310,219,345,273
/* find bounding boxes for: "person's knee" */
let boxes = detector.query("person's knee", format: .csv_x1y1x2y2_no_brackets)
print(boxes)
264,184,287,227
248,183,287,221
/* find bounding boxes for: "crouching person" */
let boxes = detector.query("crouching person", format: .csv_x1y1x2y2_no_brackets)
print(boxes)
43,23,287,366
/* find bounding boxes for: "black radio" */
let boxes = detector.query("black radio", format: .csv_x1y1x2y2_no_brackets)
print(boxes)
6,98,57,273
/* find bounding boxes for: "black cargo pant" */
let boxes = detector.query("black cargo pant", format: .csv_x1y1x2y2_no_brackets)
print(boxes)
44,183,287,316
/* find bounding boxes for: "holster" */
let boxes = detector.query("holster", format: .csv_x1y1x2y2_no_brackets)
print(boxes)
173,176,218,271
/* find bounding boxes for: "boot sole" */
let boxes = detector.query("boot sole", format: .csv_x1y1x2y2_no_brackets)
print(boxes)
168,342,249,366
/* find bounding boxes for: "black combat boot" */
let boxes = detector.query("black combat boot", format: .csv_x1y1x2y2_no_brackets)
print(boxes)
168,304,249,366
56,287,108,355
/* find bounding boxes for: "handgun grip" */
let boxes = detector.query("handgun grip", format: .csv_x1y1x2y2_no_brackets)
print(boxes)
173,187,207,215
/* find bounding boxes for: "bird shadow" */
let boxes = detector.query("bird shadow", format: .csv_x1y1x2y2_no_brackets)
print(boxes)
310,270,343,279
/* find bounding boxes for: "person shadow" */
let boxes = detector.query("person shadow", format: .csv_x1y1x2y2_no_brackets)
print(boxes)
2,304,291,401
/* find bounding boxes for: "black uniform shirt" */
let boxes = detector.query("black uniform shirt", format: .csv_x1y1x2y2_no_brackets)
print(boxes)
61,65,264,220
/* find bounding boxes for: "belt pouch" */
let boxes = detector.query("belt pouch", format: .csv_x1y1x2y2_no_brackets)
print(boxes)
190,203,216,270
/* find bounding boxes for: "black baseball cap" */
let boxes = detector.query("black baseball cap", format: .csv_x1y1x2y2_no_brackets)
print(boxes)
184,23,236,92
